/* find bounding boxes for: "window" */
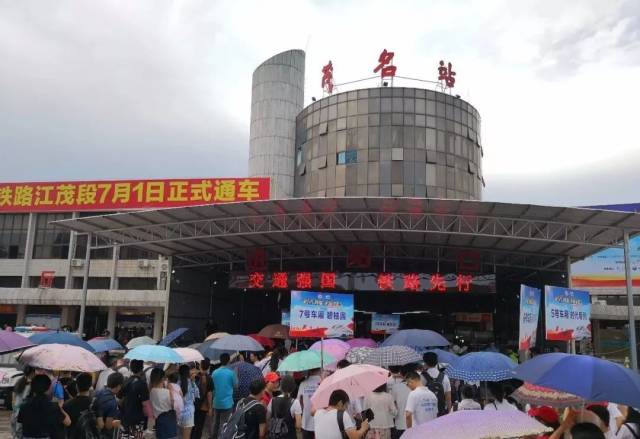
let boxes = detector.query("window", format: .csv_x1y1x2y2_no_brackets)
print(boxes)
337,150,357,165
119,247,158,260
0,214,28,259
118,277,157,290
33,213,71,259
72,277,111,289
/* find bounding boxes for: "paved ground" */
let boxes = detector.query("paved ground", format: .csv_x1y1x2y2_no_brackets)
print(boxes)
0,409,10,439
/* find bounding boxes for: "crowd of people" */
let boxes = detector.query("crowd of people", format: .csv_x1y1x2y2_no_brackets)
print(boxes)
9,345,640,439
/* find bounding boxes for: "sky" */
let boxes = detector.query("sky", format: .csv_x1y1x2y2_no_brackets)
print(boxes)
1,0,639,206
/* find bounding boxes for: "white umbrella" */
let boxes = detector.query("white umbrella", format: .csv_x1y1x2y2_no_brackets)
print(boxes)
126,336,156,349
20,343,107,373
174,347,205,363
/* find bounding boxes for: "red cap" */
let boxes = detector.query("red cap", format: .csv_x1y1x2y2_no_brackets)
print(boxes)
528,406,559,425
265,372,280,383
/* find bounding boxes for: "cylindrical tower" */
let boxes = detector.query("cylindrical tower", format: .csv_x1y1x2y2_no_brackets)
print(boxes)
249,49,305,199
293,87,484,200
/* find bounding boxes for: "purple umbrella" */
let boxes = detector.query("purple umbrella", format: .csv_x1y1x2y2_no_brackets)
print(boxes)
0,330,34,354
310,339,350,361
346,338,377,349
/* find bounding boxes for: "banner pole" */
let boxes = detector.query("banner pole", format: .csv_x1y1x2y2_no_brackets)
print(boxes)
623,231,638,370
320,336,325,373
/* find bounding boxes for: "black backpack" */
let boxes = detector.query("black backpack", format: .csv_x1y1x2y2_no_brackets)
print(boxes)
220,398,262,439
267,397,294,439
71,408,101,439
423,371,447,416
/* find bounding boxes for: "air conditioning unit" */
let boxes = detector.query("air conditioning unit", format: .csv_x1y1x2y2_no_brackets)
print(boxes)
138,259,150,269
71,259,84,268
161,263,168,272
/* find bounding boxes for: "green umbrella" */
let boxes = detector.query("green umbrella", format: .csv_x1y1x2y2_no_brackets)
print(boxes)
278,350,336,372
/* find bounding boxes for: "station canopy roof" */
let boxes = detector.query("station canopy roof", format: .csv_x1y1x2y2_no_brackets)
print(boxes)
53,197,640,272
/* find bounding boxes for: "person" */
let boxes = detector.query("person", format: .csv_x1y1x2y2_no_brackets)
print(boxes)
178,364,200,439
262,372,280,406
18,374,71,439
615,406,640,439
249,352,263,366
571,423,606,439
120,359,150,436
363,384,397,439
210,353,238,439
483,382,518,411
336,359,351,369
149,368,177,439
387,366,410,439
267,375,302,439
404,371,438,428
297,368,322,439
456,385,481,411
607,404,624,439
528,406,560,438
237,379,268,439
421,352,451,415
262,348,286,376
63,373,94,435
93,372,123,439
313,389,370,439
587,405,611,435
11,365,35,439
191,359,212,439
95,357,118,392
168,372,185,420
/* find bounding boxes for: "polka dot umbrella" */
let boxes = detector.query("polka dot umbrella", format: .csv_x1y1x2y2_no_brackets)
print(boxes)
446,352,516,382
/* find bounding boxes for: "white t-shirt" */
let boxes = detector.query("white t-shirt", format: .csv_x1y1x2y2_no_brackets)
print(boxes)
363,391,397,429
388,376,410,430
314,408,356,439
150,387,173,418
297,374,321,431
457,399,481,410
95,368,114,391
608,403,623,439
420,368,451,393
483,399,518,411
267,395,303,418
615,424,640,439
405,387,438,426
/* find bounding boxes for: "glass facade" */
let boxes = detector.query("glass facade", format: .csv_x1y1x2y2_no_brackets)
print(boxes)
294,87,483,199
33,213,72,259
0,214,28,259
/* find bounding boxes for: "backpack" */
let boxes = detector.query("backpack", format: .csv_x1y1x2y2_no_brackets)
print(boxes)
336,410,349,439
422,371,447,416
220,398,262,439
71,408,101,439
267,397,294,439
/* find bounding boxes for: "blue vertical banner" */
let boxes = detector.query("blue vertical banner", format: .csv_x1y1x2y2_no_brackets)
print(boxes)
289,291,354,338
518,285,541,350
545,286,591,341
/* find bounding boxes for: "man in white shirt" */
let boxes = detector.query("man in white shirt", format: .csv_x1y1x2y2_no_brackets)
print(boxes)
388,366,410,439
421,352,452,414
456,385,481,411
313,389,369,439
297,369,322,439
405,371,438,428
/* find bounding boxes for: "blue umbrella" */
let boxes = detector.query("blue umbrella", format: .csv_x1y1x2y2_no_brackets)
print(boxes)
209,335,264,352
230,362,263,401
513,353,640,408
88,338,124,353
158,328,189,347
30,332,95,353
124,345,183,363
381,329,449,351
425,348,460,366
197,339,235,361
446,352,516,381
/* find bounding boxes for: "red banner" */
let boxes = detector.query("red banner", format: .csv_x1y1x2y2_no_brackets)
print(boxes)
0,178,270,212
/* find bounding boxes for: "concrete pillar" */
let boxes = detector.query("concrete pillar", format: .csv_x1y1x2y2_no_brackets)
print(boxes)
16,305,26,325
60,306,70,328
107,306,117,337
162,257,172,338
153,308,163,341
110,247,119,290
65,212,80,289
21,213,37,288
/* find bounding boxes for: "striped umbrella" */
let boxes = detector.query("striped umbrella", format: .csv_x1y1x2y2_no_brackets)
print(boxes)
511,383,584,408
362,346,422,367
346,347,375,364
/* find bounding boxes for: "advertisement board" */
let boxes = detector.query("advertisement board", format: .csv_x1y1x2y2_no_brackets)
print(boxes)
518,285,541,350
371,314,400,335
289,291,354,338
281,311,290,327
0,178,270,212
545,286,591,341
571,235,640,288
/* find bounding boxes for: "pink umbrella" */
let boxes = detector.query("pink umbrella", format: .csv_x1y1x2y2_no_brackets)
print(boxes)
310,364,389,409
20,343,107,372
173,347,205,363
347,338,377,349
309,339,350,362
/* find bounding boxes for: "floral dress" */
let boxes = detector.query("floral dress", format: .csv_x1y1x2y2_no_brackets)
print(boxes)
179,380,200,427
